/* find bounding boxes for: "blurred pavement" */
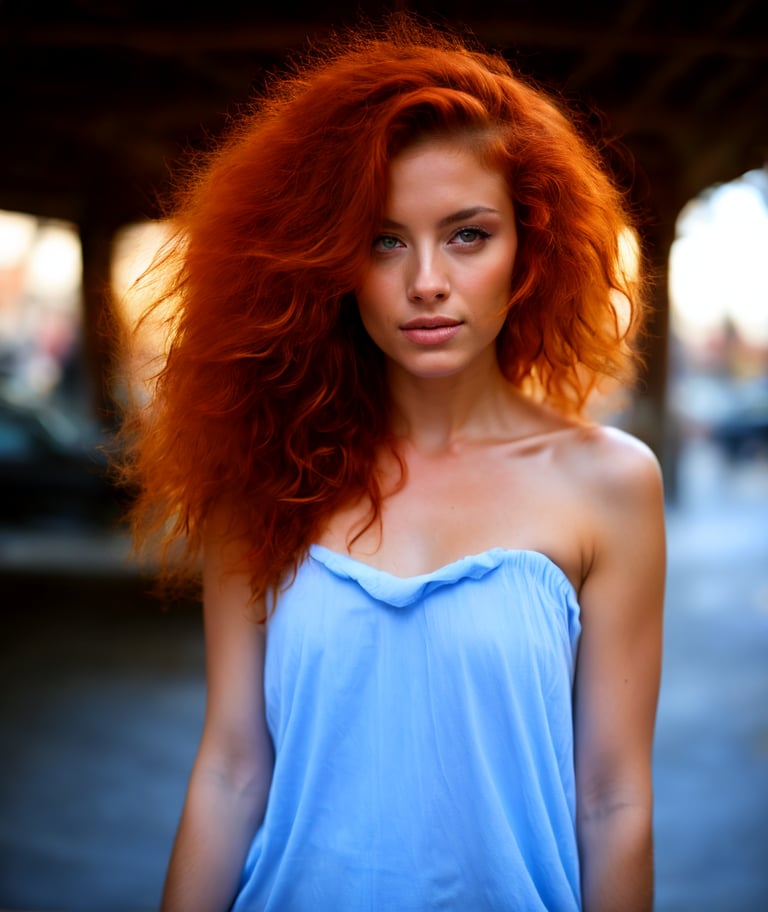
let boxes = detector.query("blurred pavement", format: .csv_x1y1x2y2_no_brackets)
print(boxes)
654,440,768,911
1,438,767,912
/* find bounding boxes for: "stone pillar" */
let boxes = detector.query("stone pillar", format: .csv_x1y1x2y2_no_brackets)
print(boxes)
624,133,688,501
78,217,120,430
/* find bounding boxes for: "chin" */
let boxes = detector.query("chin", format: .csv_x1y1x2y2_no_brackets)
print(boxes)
389,357,475,380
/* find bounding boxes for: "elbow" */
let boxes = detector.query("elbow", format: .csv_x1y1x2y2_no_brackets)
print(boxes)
195,728,275,817
577,791,655,912
577,780,655,852
578,784,654,828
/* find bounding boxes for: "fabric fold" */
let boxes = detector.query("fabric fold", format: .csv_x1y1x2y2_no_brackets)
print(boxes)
309,543,576,609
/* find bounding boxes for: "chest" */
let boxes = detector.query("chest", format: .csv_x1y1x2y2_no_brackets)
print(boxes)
318,443,589,591
266,549,580,743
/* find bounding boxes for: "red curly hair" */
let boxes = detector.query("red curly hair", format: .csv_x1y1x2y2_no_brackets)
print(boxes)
118,15,647,611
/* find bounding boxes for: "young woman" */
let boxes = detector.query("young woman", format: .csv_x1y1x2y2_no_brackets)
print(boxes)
121,15,665,912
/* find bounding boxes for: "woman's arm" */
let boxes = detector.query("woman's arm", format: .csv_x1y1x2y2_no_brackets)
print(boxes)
161,515,274,912
574,431,666,912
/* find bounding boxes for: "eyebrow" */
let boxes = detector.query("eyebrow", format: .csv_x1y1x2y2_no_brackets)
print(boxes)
381,206,501,231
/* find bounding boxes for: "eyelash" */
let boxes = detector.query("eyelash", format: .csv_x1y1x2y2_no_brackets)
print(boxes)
451,226,491,245
372,226,492,252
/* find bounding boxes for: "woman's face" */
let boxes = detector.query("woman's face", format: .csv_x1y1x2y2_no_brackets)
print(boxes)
356,137,518,382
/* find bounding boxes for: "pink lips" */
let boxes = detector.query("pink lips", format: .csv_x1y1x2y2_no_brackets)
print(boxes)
400,316,463,346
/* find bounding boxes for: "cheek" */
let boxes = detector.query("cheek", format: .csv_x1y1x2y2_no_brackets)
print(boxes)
490,242,518,299
354,291,387,349
355,292,378,334
356,272,395,326
468,257,515,305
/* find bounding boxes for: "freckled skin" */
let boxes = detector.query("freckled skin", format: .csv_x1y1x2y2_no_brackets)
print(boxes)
355,139,518,385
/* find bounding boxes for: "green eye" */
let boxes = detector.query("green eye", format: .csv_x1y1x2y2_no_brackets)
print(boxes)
373,235,401,252
455,227,490,244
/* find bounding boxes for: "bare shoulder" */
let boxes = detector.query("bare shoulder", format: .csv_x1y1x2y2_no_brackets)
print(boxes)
555,423,666,591
510,393,662,502
562,423,664,507
548,422,665,579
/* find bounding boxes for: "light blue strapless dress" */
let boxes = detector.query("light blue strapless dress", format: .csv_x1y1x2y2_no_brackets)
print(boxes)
231,545,582,911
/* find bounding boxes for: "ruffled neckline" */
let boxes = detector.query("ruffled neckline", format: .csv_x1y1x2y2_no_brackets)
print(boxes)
309,544,576,608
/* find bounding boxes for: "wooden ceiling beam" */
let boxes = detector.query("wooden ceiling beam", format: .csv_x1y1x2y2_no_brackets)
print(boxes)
5,20,768,61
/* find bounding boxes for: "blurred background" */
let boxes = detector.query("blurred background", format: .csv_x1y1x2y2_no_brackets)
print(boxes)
1,2,766,910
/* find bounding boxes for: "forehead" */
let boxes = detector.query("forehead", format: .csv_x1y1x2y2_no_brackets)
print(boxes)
385,138,511,215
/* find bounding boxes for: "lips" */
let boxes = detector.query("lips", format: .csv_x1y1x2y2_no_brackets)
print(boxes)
400,315,462,330
400,315,463,345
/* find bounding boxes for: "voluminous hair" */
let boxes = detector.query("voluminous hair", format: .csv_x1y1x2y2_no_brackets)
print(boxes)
118,14,648,611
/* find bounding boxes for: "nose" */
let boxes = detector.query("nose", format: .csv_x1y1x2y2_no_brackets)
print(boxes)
407,249,450,304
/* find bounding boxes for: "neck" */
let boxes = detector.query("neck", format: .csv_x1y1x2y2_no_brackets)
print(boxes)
385,354,519,453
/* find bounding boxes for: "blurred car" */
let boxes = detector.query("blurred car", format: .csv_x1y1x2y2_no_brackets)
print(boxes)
0,396,128,529
708,379,768,462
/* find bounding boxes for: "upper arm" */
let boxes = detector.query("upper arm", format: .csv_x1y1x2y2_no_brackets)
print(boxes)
197,510,274,795
574,432,666,811
158,514,273,910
